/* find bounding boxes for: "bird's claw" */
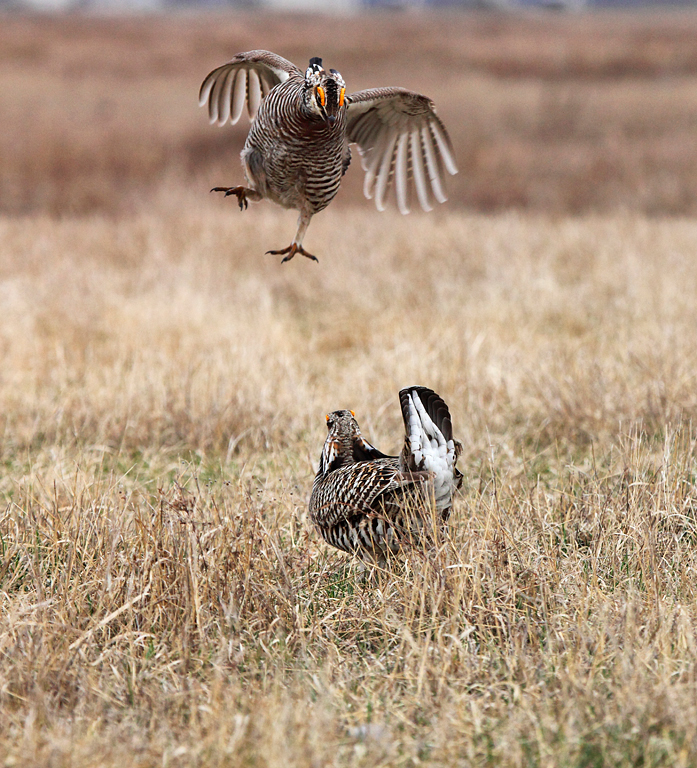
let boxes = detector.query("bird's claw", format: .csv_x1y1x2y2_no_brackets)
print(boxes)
266,244,319,264
210,186,248,211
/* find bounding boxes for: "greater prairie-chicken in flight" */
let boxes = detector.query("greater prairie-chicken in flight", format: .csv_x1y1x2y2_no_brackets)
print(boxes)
199,51,457,262
309,387,463,561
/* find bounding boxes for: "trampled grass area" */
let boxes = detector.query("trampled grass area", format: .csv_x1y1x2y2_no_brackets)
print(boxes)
2,204,697,765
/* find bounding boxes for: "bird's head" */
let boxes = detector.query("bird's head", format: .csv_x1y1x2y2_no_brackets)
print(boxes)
305,57,346,127
318,409,359,475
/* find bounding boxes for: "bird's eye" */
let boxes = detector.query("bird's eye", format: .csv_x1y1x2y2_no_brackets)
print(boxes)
316,86,326,107
339,87,345,107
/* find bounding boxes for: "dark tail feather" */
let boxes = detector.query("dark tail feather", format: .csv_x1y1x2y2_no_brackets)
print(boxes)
398,386,453,442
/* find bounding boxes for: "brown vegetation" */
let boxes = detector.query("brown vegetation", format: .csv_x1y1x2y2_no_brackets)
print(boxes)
2,205,697,764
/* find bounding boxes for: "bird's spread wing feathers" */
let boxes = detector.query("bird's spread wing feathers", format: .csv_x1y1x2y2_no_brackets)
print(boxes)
346,88,458,215
199,50,301,126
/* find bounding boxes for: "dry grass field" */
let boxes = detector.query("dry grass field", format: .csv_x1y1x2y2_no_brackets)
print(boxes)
3,11,697,768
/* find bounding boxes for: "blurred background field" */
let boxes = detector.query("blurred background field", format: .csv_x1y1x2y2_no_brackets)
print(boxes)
3,10,697,768
4,12,697,216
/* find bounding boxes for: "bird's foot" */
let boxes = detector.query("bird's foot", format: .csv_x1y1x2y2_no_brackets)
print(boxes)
210,186,249,211
266,243,319,264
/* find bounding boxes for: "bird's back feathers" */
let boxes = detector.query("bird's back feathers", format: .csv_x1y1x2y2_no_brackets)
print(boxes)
309,386,462,560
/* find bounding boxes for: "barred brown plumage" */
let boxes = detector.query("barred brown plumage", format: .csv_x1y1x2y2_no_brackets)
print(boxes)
199,50,458,263
309,387,463,562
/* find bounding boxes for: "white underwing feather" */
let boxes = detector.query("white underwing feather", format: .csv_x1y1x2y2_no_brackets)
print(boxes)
410,129,432,212
430,119,458,176
198,75,214,108
375,132,398,211
247,68,262,118
363,131,390,200
395,132,410,215
218,67,237,125
207,74,220,123
231,69,246,124
421,124,447,204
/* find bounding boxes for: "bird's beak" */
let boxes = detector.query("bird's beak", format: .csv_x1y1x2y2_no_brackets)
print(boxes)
326,114,337,126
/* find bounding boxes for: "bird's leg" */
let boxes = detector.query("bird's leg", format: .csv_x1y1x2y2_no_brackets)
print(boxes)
210,186,262,211
266,211,318,263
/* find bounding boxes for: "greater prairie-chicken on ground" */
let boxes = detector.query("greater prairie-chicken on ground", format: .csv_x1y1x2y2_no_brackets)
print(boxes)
309,387,463,562
199,51,457,262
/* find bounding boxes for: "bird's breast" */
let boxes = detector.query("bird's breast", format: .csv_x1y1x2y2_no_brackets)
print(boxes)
244,88,348,213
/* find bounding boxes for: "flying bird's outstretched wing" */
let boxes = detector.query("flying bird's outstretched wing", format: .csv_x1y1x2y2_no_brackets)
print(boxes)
199,50,302,126
346,88,458,214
